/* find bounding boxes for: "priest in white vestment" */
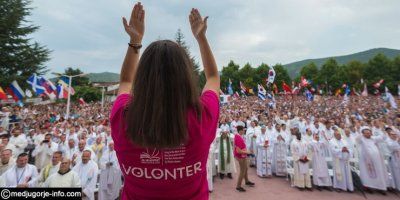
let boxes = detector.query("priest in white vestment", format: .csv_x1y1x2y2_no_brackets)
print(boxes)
207,137,216,192
32,133,58,170
73,150,99,200
309,133,332,190
272,124,288,176
217,127,235,179
9,130,28,158
37,151,62,186
3,153,38,187
290,130,312,190
44,157,81,187
256,125,273,177
329,129,353,192
356,126,388,194
246,121,259,167
98,142,122,200
385,127,400,191
0,149,14,175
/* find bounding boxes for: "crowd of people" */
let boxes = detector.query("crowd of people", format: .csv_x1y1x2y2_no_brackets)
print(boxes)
208,95,400,195
0,94,399,198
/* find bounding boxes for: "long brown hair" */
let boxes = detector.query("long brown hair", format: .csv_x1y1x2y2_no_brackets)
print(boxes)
125,40,201,149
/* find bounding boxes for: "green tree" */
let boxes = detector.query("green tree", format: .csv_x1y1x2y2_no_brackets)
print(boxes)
238,63,256,90
273,64,291,89
299,62,319,83
318,58,341,90
220,60,240,93
64,67,90,86
363,53,396,92
0,0,50,87
72,86,101,102
342,60,365,89
175,29,200,75
254,63,269,87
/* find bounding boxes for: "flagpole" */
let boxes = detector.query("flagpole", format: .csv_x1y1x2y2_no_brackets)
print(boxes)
66,76,72,119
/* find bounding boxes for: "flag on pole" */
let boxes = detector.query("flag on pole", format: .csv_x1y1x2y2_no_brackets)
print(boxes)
25,89,33,98
385,87,398,109
27,74,46,95
228,79,234,95
258,84,267,100
373,79,384,88
0,87,7,100
56,84,67,99
58,76,75,95
240,81,247,95
39,77,57,94
79,97,86,105
267,67,276,84
361,83,368,97
9,81,25,100
305,89,313,101
300,76,309,87
344,84,351,96
282,82,292,94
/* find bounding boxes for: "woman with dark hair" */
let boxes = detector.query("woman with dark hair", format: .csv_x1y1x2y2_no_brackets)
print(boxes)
110,2,220,200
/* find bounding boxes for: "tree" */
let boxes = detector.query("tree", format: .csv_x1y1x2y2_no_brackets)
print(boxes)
342,60,365,89
254,63,269,87
64,67,90,86
363,53,396,92
72,86,101,102
273,64,291,90
220,60,240,93
299,62,319,83
175,29,200,75
318,58,341,90
238,63,256,90
0,0,50,87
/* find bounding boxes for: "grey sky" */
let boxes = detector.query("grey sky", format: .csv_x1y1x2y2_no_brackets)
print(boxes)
28,0,400,75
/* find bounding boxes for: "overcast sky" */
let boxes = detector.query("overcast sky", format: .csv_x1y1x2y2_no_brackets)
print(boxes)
28,0,400,75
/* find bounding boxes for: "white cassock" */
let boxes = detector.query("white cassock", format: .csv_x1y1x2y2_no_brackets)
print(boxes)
290,139,311,188
58,141,69,156
9,134,28,157
356,135,388,191
246,127,258,166
65,146,78,160
32,142,58,170
73,160,98,200
207,139,216,191
309,140,332,186
329,138,354,191
217,134,235,174
74,148,96,165
98,149,122,200
0,157,15,176
256,133,272,177
44,170,81,187
272,131,288,176
2,164,39,187
37,163,60,187
386,137,400,191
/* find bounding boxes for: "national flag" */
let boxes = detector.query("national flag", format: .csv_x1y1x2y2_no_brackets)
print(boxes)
282,82,292,94
233,92,240,99
292,86,300,95
305,89,313,101
9,81,25,100
258,84,266,100
267,67,276,84
373,79,384,88
79,97,86,105
300,76,309,87
385,87,398,109
228,79,234,95
58,76,75,95
0,87,7,100
39,77,57,94
56,84,68,99
361,83,368,97
27,74,46,95
25,89,33,98
240,81,247,95
344,85,351,96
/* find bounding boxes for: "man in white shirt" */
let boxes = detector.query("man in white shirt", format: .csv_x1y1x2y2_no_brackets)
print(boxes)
32,133,58,170
9,129,27,157
0,149,14,175
37,151,62,186
2,153,38,187
73,150,99,200
44,157,81,188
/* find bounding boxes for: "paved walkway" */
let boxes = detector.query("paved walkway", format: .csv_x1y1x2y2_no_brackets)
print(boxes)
210,165,398,200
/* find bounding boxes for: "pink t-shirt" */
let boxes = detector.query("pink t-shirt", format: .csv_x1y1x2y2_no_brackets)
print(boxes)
110,90,219,200
234,134,247,159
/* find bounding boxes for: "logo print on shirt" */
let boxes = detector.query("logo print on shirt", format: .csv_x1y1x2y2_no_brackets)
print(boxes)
140,148,161,164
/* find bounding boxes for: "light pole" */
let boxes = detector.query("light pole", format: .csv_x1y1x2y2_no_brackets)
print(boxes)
52,73,86,119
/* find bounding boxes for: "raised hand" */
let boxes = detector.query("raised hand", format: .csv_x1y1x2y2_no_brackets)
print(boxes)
189,8,208,40
123,2,145,44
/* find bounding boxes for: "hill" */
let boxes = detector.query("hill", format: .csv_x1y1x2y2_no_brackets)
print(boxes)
283,48,400,78
87,72,119,83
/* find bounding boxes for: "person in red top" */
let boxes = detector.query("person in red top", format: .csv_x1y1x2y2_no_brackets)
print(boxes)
234,125,255,192
110,2,220,200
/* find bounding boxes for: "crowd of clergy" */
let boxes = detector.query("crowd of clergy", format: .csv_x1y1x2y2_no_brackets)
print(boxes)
207,95,400,195
0,102,121,200
0,94,399,198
